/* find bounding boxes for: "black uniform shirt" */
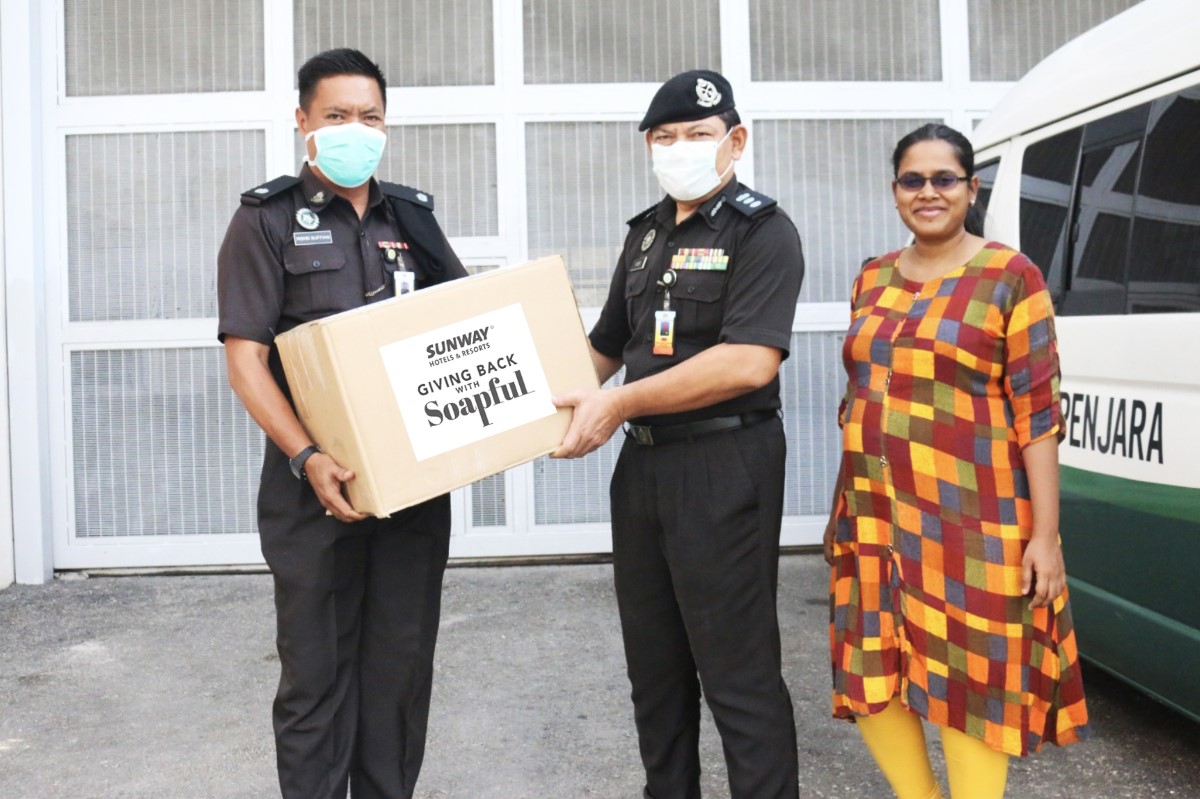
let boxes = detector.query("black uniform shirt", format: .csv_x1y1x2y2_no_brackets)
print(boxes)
217,164,465,393
589,178,804,426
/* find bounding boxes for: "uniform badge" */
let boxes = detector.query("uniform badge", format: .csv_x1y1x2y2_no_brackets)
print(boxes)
695,78,721,108
378,240,407,264
309,191,326,204
295,208,320,230
641,229,657,252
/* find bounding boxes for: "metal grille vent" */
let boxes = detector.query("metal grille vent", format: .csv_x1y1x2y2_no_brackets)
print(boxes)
750,0,940,81
64,0,264,96
753,118,933,303
780,331,846,516
526,122,661,307
471,475,507,528
968,0,1141,81
533,371,625,525
295,0,494,87
71,348,263,538
293,124,498,238
67,130,265,322
524,0,721,83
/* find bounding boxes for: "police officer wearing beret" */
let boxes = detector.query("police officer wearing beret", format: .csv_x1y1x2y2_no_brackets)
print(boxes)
217,49,466,799
553,70,803,798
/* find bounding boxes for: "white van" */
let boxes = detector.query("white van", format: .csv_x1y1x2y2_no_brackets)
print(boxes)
971,0,1200,722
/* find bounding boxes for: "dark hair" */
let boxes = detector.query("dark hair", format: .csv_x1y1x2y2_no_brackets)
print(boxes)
717,108,742,133
298,48,387,111
892,123,984,236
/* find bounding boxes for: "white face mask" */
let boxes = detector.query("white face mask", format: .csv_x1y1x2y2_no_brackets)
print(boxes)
651,127,737,202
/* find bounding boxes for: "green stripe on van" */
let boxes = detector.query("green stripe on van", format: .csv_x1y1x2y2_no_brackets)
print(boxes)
1060,466,1200,525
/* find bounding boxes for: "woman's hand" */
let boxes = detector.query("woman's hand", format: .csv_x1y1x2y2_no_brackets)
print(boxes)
1022,535,1067,609
823,519,837,566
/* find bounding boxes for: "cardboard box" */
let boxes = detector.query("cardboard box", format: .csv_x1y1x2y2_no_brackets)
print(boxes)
276,255,598,517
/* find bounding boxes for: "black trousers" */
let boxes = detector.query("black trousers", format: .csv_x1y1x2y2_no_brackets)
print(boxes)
258,444,451,799
610,417,800,799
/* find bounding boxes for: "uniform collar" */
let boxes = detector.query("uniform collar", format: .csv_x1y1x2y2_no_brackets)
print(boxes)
298,163,383,210
652,176,742,231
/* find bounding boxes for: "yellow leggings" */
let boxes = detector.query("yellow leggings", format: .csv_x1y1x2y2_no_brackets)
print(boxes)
855,697,1010,799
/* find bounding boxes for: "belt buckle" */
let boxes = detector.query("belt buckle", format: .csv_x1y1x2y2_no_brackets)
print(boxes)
630,425,654,446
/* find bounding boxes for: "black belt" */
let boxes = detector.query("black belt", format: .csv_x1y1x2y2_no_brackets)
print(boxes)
624,409,779,447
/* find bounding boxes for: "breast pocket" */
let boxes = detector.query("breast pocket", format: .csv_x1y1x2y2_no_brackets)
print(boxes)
624,265,653,329
672,270,726,339
282,244,348,315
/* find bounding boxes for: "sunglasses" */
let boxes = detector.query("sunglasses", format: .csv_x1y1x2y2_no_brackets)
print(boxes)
895,173,970,191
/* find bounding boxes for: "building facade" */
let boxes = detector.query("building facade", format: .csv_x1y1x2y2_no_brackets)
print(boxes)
0,0,1140,584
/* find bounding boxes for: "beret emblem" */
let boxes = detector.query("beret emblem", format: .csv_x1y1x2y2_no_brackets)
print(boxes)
695,78,722,108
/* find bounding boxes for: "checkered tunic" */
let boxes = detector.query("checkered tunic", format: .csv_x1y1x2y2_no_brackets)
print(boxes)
829,243,1090,756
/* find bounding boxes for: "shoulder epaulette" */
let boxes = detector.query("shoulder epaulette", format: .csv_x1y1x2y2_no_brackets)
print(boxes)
728,188,777,217
380,182,435,211
240,175,301,206
626,204,657,227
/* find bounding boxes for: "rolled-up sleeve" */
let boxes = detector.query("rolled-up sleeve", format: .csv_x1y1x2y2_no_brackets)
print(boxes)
1003,260,1064,448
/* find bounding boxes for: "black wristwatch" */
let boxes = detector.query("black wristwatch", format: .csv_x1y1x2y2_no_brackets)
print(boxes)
289,445,322,481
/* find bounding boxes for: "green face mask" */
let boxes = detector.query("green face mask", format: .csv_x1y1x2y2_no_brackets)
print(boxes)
305,123,388,188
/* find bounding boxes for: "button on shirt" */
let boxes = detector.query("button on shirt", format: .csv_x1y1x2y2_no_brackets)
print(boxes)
589,179,805,425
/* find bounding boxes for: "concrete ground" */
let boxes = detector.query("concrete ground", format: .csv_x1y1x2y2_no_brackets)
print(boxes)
1,554,1197,799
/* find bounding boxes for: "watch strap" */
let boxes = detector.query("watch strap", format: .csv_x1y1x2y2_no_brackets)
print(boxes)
290,444,322,481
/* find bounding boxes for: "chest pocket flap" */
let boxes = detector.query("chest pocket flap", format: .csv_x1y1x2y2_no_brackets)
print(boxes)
673,269,726,303
282,244,347,275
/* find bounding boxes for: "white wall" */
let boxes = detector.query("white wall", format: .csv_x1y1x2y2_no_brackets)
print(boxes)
2,0,52,585
0,19,11,590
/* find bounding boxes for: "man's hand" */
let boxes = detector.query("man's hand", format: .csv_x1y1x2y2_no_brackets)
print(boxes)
304,452,368,523
550,388,625,459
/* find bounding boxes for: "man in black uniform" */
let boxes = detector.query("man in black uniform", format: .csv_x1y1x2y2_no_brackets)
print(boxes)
217,49,466,799
553,70,803,798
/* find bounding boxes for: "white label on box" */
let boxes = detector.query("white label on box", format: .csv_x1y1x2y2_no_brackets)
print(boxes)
379,303,557,461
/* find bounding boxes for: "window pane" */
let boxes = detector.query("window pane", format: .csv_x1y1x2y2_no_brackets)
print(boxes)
65,0,264,96
525,122,661,307
1065,140,1140,315
295,0,494,87
67,130,265,322
1019,127,1081,293
72,348,262,537
1129,89,1200,313
968,0,1141,82
751,0,940,81
975,159,1000,235
524,0,720,83
753,118,934,303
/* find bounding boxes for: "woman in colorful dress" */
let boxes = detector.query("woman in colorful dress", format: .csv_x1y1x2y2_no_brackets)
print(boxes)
824,123,1090,799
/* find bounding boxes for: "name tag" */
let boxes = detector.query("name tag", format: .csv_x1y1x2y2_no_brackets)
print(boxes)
293,230,334,246
671,247,728,271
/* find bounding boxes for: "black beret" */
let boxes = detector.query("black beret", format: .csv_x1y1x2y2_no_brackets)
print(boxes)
639,70,735,132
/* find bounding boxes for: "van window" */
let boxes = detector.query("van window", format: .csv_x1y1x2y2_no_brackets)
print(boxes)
1019,128,1081,297
1061,104,1149,316
1128,88,1200,312
1063,138,1141,315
